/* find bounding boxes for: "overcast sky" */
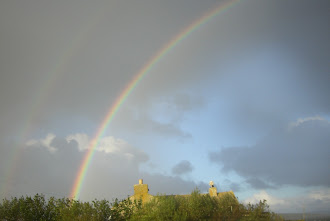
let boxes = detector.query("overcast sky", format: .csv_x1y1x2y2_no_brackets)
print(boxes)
0,0,329,213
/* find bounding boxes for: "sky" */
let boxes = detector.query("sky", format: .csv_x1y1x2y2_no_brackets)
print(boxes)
0,0,329,214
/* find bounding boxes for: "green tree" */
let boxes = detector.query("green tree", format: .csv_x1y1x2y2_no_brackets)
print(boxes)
0,191,284,221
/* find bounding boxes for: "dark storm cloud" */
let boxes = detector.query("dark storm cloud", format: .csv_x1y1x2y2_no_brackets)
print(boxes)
172,160,194,175
0,0,215,140
209,117,330,188
1,137,83,198
0,0,329,140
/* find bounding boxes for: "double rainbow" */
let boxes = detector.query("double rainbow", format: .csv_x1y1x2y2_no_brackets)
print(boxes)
70,0,240,199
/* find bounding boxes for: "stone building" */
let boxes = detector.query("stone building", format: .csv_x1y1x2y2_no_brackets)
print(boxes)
129,179,236,204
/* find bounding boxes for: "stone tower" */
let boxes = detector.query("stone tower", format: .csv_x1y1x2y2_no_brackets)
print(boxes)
129,179,153,204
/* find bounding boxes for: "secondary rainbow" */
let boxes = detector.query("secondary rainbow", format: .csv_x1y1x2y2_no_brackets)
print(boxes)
70,0,240,199
0,5,112,197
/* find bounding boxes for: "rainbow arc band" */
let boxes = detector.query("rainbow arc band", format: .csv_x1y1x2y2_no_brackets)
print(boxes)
70,0,240,200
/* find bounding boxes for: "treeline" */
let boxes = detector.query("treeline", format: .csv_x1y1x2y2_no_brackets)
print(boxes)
0,189,284,220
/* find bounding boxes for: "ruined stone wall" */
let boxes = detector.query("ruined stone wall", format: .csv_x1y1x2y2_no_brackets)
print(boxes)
129,179,236,204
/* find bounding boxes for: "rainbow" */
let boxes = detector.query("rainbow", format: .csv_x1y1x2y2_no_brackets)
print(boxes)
70,0,240,199
0,6,111,197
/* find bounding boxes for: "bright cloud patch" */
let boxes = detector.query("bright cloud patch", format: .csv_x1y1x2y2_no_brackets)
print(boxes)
288,115,329,130
308,189,330,202
244,189,330,213
66,133,89,151
26,133,57,153
244,190,285,205
66,133,148,161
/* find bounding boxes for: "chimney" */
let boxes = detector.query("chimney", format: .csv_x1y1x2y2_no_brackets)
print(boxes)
134,179,149,196
209,181,218,197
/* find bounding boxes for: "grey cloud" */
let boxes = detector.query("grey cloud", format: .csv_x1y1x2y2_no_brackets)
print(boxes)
204,1,330,138
209,117,330,188
229,182,241,192
220,179,242,192
0,135,204,201
245,178,275,189
171,94,205,113
151,122,191,140
1,138,83,198
157,94,205,123
0,0,215,133
109,105,192,140
172,160,194,175
214,44,330,137
140,173,208,195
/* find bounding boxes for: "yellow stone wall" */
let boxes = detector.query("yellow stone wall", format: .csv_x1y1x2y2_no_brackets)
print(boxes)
217,190,235,198
129,179,153,204
209,187,218,197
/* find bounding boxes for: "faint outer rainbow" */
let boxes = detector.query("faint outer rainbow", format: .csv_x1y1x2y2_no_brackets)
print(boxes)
70,0,240,199
0,4,112,197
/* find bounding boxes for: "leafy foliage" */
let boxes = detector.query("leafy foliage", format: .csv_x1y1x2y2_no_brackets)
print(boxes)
0,190,284,221
0,194,111,221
